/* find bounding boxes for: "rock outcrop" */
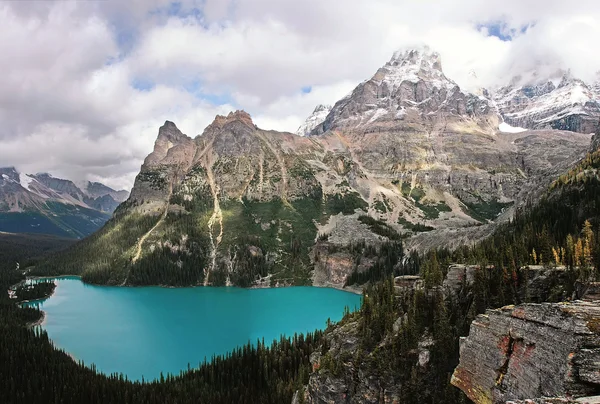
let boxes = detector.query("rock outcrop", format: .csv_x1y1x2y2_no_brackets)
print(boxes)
443,264,571,303
443,264,478,294
451,301,600,404
294,320,405,403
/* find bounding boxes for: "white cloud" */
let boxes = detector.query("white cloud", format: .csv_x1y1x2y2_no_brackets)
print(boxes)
1,0,600,189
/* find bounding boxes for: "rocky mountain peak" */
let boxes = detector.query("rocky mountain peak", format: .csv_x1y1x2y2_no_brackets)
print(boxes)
388,45,443,73
209,110,255,131
144,121,193,168
312,104,331,114
374,45,454,93
308,45,492,135
0,167,19,183
157,120,188,143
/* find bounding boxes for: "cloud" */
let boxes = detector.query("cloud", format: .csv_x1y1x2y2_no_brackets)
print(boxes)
0,0,599,189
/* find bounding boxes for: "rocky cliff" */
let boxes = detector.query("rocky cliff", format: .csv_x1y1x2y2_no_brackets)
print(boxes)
452,301,600,404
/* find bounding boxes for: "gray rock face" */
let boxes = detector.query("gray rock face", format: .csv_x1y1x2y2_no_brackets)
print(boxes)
443,264,477,294
451,301,600,404
128,120,197,215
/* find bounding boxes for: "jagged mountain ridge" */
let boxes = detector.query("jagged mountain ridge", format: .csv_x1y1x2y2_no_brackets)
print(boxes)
33,46,593,286
0,167,129,238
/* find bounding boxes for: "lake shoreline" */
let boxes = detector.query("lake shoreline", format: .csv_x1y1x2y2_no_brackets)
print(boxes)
26,310,46,328
21,277,361,382
25,274,363,295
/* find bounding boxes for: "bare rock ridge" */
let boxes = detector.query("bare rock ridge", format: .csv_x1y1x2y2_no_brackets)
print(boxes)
451,301,600,404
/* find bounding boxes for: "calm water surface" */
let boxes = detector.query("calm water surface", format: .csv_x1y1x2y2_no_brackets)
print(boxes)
26,277,361,381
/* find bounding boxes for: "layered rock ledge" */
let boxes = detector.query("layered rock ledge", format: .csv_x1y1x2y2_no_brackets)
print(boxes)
452,301,600,404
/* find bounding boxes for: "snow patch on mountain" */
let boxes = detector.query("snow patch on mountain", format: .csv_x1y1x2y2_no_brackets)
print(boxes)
498,122,527,133
296,104,331,136
367,108,389,124
19,173,35,190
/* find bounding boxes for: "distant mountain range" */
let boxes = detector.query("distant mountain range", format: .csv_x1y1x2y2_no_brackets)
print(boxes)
0,167,129,238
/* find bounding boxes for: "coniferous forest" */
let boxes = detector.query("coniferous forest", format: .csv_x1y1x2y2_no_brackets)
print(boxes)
0,147,599,403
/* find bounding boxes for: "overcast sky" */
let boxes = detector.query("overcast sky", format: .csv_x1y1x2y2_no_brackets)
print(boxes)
1,0,599,190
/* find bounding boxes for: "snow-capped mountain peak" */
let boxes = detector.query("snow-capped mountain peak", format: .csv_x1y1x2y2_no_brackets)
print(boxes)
300,45,600,137
305,46,494,135
375,46,456,94
389,45,443,72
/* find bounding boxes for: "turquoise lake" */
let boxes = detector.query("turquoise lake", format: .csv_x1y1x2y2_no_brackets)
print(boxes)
26,277,361,381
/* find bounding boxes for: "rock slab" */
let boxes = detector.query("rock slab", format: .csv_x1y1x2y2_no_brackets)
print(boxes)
452,301,600,404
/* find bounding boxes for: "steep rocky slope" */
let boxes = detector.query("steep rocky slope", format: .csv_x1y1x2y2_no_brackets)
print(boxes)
0,168,128,238
592,131,600,152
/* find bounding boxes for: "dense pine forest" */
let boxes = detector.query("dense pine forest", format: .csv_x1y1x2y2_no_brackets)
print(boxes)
0,255,322,403
0,144,599,403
